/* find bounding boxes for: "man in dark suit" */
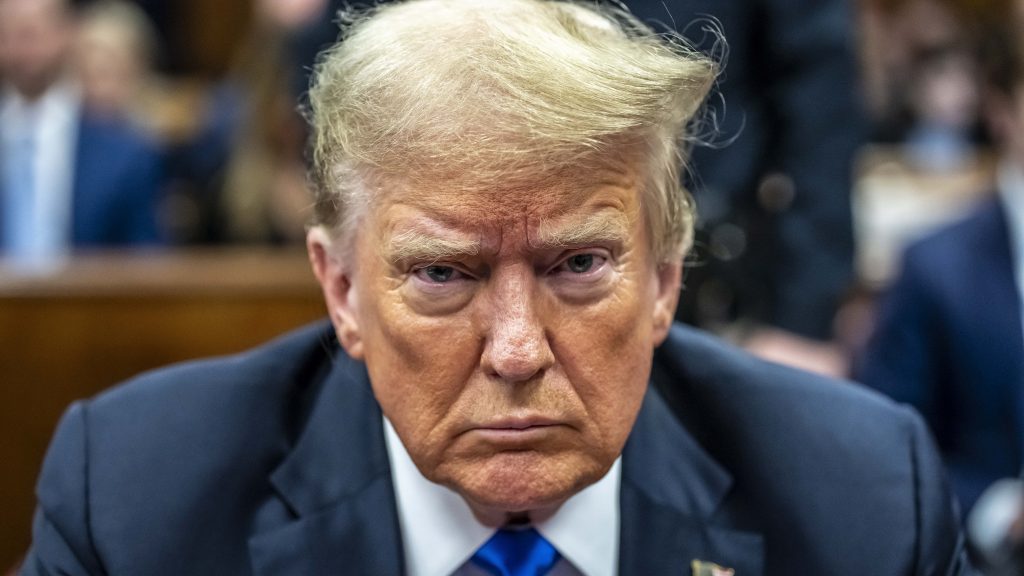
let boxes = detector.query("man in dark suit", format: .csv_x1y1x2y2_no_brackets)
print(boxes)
24,1,968,574
0,0,162,261
859,199,1022,515
26,321,968,575
858,13,1024,515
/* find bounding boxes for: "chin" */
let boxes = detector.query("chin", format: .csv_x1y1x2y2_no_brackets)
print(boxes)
446,451,604,518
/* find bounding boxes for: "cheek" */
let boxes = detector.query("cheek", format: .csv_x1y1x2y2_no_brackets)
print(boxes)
549,272,655,447
556,258,657,353
358,284,482,445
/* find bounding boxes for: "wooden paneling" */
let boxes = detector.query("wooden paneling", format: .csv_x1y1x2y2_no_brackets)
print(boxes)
0,249,327,571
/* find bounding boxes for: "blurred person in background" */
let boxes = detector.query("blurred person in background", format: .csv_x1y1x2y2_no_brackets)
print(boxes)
901,42,983,173
862,0,969,138
850,0,995,356
179,0,317,244
625,0,863,377
74,0,160,135
219,0,313,244
857,0,1024,515
0,0,164,268
861,0,986,171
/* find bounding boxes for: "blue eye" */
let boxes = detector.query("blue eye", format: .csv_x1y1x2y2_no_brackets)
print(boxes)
565,254,594,273
422,265,455,282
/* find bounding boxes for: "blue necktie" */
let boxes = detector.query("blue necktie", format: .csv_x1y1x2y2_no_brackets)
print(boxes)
471,527,561,576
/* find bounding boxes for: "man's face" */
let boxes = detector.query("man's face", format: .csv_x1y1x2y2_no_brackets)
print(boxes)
311,156,680,522
0,0,71,99
75,25,142,117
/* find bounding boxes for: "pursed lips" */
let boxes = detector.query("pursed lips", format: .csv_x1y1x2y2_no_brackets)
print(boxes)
465,416,567,443
480,416,561,430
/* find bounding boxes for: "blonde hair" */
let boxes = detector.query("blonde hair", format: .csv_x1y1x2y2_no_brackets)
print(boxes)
77,0,157,68
308,0,716,263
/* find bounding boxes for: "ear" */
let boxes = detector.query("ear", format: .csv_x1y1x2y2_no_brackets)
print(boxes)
307,227,364,359
651,261,682,346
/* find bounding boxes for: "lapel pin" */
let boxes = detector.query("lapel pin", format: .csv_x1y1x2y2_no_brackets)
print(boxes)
691,559,735,576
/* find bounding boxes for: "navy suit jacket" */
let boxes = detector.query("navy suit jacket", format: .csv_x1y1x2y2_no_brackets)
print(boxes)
69,115,163,246
24,322,970,575
858,198,1024,513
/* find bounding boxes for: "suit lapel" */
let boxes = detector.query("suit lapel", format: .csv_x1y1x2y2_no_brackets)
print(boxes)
248,349,404,576
619,388,763,576
246,328,764,576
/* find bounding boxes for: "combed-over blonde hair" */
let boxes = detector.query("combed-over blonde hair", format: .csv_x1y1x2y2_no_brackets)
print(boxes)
308,0,716,263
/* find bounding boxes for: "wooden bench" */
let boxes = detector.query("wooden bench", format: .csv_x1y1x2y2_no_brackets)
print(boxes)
0,248,327,571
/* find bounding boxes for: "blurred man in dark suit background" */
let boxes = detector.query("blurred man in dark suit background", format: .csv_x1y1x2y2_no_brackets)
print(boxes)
22,1,968,575
0,0,163,268
859,1,1024,516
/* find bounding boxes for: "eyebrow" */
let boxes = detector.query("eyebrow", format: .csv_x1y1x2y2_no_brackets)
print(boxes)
534,211,631,249
383,210,631,263
385,229,481,263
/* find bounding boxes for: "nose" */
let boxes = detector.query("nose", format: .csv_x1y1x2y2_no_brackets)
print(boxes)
480,268,555,383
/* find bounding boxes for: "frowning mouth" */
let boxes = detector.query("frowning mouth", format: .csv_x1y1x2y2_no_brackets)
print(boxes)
467,417,566,444
478,416,561,430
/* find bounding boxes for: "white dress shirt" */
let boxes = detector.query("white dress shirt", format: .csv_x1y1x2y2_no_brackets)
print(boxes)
0,81,79,267
383,418,620,576
997,161,1024,339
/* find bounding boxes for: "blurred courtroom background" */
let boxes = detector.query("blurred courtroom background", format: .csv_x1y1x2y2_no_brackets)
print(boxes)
0,0,1016,570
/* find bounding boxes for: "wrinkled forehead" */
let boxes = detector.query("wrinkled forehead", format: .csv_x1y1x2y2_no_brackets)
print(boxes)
362,151,646,230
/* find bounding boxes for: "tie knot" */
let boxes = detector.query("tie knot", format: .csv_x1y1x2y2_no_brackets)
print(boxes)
471,527,561,576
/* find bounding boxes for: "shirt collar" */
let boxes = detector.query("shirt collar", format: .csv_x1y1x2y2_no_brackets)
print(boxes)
2,80,79,135
383,417,620,576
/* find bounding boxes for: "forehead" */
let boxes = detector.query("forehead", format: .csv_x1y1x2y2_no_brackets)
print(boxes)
0,0,62,22
0,1,67,42
367,157,644,231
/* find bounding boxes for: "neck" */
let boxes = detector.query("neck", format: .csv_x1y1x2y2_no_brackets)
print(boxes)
13,79,56,103
12,64,69,103
467,501,560,528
